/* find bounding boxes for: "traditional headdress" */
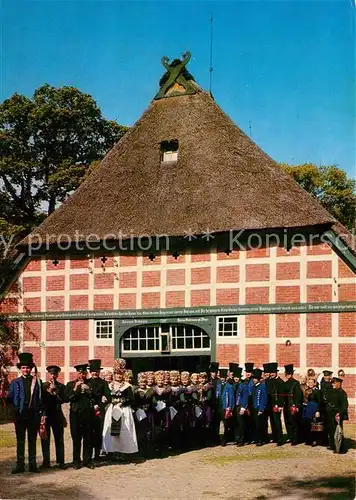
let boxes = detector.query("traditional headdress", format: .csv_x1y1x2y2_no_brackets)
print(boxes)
170,370,179,378
113,358,126,373
181,371,190,378
137,372,147,381
155,370,164,379
124,369,133,380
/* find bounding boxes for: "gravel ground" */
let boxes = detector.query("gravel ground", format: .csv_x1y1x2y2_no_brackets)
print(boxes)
0,421,355,500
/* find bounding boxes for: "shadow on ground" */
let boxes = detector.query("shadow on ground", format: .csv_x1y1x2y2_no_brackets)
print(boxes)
248,475,356,500
0,478,96,500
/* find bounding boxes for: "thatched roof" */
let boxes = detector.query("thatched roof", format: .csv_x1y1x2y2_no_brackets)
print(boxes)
21,58,335,247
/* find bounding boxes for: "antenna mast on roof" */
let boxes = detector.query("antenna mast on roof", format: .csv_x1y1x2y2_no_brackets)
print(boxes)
209,13,214,95
249,121,252,138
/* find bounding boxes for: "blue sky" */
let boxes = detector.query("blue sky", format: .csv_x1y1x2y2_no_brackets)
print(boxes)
1,0,355,176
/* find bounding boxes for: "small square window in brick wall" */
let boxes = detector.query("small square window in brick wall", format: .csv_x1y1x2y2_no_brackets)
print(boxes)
70,346,89,367
245,344,269,367
191,267,211,284
142,292,160,309
307,344,331,367
166,269,185,286
217,250,240,261
246,264,270,282
245,287,269,305
276,263,300,281
47,296,65,312
1,297,19,313
339,313,356,337
307,261,332,279
191,252,211,262
46,276,65,291
276,286,300,304
338,259,355,278
120,255,137,266
246,315,269,337
338,284,356,302
216,289,239,305
119,294,136,309
119,272,137,288
166,291,185,307
23,277,42,293
246,247,270,258
94,294,113,310
276,314,300,337
307,285,332,303
46,346,65,366
23,297,41,313
307,241,332,255
216,266,239,283
142,271,161,287
25,259,41,272
216,345,239,366
46,260,65,270
70,258,88,269
191,289,210,306
70,320,89,341
339,344,356,367
46,320,65,341
276,343,300,367
69,295,88,311
276,245,301,257
306,313,332,337
94,346,115,366
24,321,41,342
94,273,115,289
70,274,89,290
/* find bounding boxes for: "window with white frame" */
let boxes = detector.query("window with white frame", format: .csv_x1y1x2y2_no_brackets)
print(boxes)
217,316,239,337
171,324,210,350
95,320,114,339
161,140,179,163
122,325,160,353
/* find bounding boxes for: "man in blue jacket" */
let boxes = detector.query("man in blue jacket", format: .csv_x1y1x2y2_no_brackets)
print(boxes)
220,366,236,446
8,352,43,473
251,368,268,446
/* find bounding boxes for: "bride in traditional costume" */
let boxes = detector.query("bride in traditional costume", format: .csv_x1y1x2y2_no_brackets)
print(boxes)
102,358,138,455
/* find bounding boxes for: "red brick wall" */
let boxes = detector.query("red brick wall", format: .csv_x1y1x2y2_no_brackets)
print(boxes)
166,291,185,307
216,345,239,366
94,346,115,366
70,320,89,341
142,292,160,309
245,344,269,367
142,271,161,287
23,277,41,293
276,314,300,337
276,286,300,303
246,315,269,338
276,262,300,280
339,344,356,367
119,272,137,288
338,284,356,302
70,346,89,367
191,290,210,306
46,346,65,366
306,313,332,337
216,289,239,305
276,343,300,367
94,273,114,289
216,266,239,283
191,268,210,284
69,295,88,311
94,294,113,310
246,264,270,282
245,287,269,304
339,313,356,337
307,261,332,279
306,344,332,367
46,321,65,341
70,274,89,290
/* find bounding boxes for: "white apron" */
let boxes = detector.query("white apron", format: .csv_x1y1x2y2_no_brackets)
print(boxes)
102,382,138,454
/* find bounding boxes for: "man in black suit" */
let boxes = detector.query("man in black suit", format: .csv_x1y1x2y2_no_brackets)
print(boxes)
65,364,95,469
87,359,111,461
41,365,66,469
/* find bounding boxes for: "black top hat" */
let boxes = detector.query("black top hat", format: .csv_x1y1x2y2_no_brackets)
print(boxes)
332,377,343,383
74,363,88,373
229,362,239,372
219,369,228,378
88,359,102,372
263,363,270,373
269,362,279,373
323,370,333,376
252,368,263,380
17,352,34,369
284,364,294,374
234,367,243,378
46,365,61,374
209,362,219,372
244,362,254,372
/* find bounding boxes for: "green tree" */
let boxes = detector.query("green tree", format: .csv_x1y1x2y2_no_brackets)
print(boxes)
281,163,356,231
0,84,128,226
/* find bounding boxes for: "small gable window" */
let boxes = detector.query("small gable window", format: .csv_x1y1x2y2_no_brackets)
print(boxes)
161,140,179,163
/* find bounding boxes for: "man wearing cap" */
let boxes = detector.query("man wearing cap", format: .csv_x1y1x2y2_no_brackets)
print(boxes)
7,352,43,473
41,365,66,469
209,361,222,445
319,370,333,446
251,368,268,446
326,377,348,453
65,363,96,469
266,363,284,446
87,359,111,461
283,364,303,445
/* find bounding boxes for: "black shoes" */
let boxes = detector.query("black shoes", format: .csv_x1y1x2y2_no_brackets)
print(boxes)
73,462,82,470
11,466,25,474
29,466,40,473
83,463,95,469
40,462,51,470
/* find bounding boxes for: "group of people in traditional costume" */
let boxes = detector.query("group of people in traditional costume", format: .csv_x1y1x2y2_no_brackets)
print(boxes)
5,352,349,473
